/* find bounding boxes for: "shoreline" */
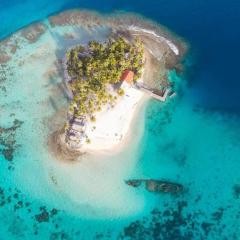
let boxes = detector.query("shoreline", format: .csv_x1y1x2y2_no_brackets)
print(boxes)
0,9,186,161
52,78,149,159
80,93,150,156
49,90,149,161
0,9,187,64
49,10,184,159
58,47,169,158
0,8,188,219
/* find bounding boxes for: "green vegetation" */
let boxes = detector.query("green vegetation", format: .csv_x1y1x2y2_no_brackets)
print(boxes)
66,37,144,119
117,88,125,96
90,115,96,122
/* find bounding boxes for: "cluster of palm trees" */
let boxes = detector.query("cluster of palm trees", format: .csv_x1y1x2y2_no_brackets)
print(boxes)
65,37,144,120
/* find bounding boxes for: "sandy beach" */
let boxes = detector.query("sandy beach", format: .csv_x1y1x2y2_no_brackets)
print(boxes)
0,9,184,218
58,23,182,156
59,48,163,156
80,85,148,154
72,48,167,155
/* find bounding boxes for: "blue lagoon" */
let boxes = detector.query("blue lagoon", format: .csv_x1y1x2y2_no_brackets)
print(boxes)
0,1,240,240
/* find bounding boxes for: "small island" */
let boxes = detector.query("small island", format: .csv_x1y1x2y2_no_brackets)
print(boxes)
55,26,182,155
62,37,144,151
0,9,187,217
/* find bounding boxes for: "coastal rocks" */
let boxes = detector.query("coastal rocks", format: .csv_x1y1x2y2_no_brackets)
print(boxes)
48,10,101,27
20,22,46,43
125,179,184,194
56,12,185,153
35,207,58,223
0,64,13,97
48,10,187,57
49,129,84,161
0,54,11,64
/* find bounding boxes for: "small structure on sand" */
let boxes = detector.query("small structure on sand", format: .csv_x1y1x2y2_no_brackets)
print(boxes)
135,82,172,102
120,69,174,102
120,70,134,84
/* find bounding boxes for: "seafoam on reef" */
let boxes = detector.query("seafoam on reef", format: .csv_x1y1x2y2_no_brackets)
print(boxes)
128,26,179,55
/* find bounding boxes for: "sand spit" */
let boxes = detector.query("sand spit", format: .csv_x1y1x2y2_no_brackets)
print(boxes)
49,49,155,159
47,10,187,81
0,37,14,64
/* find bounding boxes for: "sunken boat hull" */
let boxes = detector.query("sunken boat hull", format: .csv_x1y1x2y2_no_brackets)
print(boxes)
125,179,184,194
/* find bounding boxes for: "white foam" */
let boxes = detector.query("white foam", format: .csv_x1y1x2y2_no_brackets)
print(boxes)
128,25,179,55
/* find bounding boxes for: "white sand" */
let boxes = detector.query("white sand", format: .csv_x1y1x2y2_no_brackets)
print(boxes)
80,82,147,154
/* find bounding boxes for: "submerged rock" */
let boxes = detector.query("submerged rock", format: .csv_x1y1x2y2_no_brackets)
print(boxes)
0,54,11,64
35,208,50,223
35,207,59,223
0,119,23,162
125,179,184,194
20,23,46,43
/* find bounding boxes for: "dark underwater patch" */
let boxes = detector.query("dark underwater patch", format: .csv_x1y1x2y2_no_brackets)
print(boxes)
119,201,237,240
0,119,23,164
35,206,59,223
20,22,46,44
0,184,63,237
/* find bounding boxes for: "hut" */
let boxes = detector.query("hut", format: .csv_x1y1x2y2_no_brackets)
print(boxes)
120,70,134,84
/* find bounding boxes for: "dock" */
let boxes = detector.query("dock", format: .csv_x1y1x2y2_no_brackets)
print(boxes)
134,82,173,102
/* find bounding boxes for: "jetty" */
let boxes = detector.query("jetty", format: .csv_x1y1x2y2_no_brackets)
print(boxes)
134,82,174,102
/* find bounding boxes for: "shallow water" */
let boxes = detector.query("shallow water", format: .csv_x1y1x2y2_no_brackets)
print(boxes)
1,1,240,240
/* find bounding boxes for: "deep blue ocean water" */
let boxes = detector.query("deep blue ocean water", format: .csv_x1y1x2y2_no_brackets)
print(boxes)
1,0,240,111
1,0,240,239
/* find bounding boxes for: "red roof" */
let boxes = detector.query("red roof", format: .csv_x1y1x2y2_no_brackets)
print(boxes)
120,70,134,83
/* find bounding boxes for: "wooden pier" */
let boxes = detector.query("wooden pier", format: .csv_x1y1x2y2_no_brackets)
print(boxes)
134,82,173,102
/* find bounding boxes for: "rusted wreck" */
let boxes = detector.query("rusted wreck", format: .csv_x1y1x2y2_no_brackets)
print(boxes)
125,179,184,194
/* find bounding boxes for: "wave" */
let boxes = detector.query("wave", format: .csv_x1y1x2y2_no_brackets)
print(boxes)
128,25,179,56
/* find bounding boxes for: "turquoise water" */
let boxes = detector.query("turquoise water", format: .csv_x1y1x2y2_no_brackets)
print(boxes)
1,1,240,240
